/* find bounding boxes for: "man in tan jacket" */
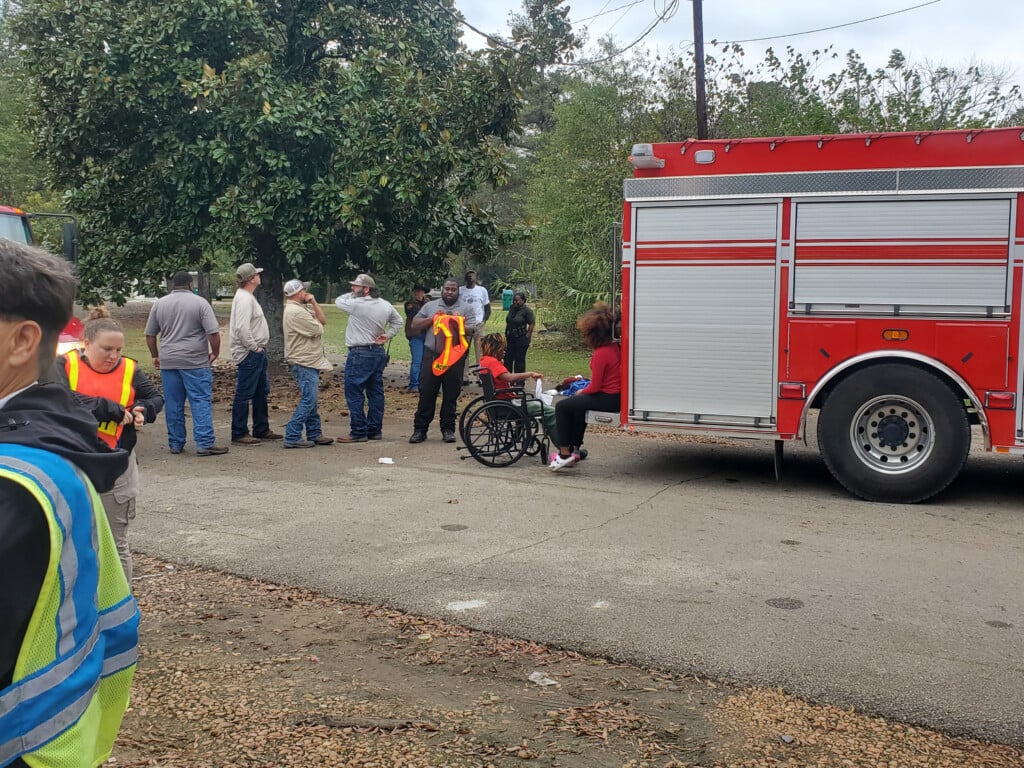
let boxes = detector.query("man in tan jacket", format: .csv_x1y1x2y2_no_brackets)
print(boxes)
282,279,335,448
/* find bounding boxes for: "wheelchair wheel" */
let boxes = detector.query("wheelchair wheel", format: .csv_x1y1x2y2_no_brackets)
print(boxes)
458,395,488,442
533,434,551,466
463,401,532,467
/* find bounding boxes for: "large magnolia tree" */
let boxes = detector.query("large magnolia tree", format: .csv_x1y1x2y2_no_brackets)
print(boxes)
13,0,574,352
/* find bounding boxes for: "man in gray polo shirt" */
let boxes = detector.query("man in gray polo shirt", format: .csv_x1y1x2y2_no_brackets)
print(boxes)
334,273,402,443
408,278,474,444
144,272,228,456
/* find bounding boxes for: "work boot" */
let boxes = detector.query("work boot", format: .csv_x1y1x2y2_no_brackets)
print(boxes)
196,445,229,456
442,430,456,443
409,430,427,444
232,435,262,445
255,430,283,440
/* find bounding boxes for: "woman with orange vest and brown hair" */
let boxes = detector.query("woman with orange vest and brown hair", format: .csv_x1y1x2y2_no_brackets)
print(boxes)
55,306,164,584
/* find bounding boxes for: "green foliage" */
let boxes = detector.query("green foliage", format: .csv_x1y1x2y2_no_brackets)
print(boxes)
522,47,657,332
834,50,1023,131
11,0,576,322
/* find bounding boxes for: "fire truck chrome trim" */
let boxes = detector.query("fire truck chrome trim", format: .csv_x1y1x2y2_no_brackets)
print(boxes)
624,166,1024,202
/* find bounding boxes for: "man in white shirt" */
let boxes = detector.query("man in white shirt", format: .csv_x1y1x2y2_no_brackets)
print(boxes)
228,262,281,445
459,270,490,365
334,273,403,443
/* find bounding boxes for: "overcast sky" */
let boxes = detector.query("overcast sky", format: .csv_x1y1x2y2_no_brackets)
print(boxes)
455,0,1024,88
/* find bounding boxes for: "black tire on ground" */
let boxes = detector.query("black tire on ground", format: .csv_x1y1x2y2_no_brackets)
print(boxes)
458,395,487,442
462,401,532,468
817,364,970,503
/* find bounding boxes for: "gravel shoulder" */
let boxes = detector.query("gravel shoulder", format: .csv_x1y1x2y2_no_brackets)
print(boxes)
119,555,1022,768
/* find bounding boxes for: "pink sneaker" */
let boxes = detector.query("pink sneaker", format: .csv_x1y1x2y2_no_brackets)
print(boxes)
548,453,578,471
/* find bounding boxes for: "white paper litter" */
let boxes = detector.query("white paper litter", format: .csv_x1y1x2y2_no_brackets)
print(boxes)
378,457,395,464
528,671,559,686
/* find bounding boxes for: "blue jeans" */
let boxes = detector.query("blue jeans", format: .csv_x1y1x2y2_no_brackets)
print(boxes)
161,367,215,450
408,335,425,389
231,350,270,439
285,364,323,443
343,346,387,438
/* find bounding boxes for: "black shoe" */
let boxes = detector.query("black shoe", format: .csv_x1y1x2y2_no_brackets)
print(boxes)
367,433,383,440
196,445,229,456
442,430,456,443
409,430,427,444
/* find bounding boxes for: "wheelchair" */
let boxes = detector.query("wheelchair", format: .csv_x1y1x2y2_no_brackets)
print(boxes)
458,368,552,467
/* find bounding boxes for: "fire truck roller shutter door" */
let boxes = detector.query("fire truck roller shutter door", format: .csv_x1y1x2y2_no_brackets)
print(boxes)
816,363,970,503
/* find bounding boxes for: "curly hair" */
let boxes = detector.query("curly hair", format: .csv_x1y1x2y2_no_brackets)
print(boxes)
480,332,507,361
576,302,618,348
83,304,122,341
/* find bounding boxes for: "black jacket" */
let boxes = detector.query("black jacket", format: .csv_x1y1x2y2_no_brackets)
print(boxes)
0,382,129,703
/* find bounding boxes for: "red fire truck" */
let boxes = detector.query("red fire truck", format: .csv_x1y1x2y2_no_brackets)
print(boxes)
0,204,83,351
622,127,1024,502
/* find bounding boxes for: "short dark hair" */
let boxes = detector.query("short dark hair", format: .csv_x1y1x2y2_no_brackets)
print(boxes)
171,271,192,288
0,238,77,369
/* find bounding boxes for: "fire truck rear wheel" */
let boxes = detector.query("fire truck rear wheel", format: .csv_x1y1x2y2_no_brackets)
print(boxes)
817,364,970,503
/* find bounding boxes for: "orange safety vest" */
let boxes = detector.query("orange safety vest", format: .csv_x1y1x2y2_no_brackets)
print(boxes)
65,349,136,449
431,313,469,375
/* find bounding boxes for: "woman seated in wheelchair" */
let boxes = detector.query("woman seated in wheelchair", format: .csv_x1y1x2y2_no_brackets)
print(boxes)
478,333,559,448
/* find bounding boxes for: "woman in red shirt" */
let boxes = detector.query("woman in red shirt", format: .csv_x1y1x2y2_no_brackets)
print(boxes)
550,303,621,471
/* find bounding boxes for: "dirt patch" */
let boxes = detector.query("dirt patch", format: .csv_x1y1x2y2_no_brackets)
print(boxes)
117,556,1022,768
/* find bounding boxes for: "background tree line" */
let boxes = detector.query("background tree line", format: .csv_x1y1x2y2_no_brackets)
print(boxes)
1,0,1021,347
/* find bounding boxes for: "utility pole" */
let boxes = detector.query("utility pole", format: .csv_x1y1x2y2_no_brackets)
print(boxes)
692,0,709,139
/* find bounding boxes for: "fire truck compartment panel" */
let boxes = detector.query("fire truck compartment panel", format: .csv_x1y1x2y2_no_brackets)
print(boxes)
791,198,1013,313
631,202,780,424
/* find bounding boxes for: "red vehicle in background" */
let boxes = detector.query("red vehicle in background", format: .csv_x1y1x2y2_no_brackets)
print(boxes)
0,204,82,352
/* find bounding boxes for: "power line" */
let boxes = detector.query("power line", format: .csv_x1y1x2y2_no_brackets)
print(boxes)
716,0,943,45
576,0,644,25
569,0,680,66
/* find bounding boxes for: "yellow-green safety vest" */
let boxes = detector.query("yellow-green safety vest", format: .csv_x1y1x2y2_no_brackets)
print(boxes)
0,444,139,768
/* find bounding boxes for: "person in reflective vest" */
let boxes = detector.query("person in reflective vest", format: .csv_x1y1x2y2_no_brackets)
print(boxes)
0,237,137,768
408,278,475,444
56,306,164,583
0,445,139,768
430,313,469,375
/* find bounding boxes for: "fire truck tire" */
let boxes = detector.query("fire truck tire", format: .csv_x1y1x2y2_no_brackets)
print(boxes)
817,364,970,503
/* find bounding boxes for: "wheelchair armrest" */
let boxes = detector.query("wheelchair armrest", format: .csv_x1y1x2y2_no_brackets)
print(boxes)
492,386,526,398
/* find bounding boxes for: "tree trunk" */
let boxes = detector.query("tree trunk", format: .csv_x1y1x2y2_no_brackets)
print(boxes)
254,233,286,364
196,270,213,302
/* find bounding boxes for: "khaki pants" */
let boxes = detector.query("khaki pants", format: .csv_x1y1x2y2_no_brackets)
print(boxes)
101,450,139,585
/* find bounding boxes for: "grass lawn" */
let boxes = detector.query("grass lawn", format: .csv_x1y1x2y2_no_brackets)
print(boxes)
117,302,592,383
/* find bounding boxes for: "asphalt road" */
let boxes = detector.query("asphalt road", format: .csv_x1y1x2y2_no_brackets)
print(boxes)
132,408,1024,747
